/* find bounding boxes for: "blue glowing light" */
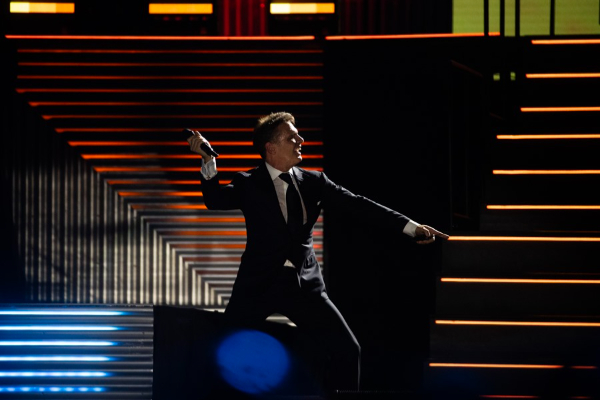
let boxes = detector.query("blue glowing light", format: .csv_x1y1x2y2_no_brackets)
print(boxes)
0,311,125,316
0,326,119,331
0,356,112,361
0,341,116,346
216,329,290,395
0,386,105,393
0,371,107,377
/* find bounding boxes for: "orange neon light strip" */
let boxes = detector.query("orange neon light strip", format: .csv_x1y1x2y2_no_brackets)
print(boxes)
10,2,74,13
6,34,315,41
526,73,600,79
480,396,539,399
159,231,246,236
429,363,562,369
118,191,202,197
19,62,322,67
17,49,323,54
148,3,212,14
532,39,600,45
69,141,322,147
326,32,500,40
43,114,267,119
487,205,600,210
497,134,600,139
521,107,600,112
270,2,335,14
108,180,229,185
19,88,322,94
449,236,600,242
441,278,600,284
20,76,322,81
436,320,600,327
172,243,245,248
94,166,323,172
30,101,322,106
82,154,323,160
59,127,319,133
131,204,207,210
493,170,600,175
146,217,245,223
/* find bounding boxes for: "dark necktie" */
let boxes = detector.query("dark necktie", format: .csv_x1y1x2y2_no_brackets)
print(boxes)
279,173,302,233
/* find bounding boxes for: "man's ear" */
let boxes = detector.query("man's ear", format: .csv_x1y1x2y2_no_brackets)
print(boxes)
265,142,275,155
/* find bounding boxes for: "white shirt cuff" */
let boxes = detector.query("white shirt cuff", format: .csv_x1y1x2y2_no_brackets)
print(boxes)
201,157,217,180
403,220,419,237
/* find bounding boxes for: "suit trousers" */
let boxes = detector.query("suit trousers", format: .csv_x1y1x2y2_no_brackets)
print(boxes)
223,266,361,395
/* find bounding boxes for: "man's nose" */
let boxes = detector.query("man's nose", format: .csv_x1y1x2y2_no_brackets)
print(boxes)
297,134,304,143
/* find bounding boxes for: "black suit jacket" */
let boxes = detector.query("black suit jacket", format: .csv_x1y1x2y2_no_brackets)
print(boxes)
200,162,411,299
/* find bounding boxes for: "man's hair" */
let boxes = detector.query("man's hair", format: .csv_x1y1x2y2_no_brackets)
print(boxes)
253,111,296,159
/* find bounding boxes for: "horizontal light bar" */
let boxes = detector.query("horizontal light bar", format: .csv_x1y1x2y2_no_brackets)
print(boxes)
81,154,322,160
30,101,322,106
0,386,104,392
521,107,600,112
436,320,600,327
94,166,323,172
526,73,600,79
0,371,108,377
118,191,203,197
429,363,563,369
271,2,335,14
0,356,111,362
480,396,540,399
441,278,600,284
0,341,116,346
10,2,74,13
487,205,600,210
532,39,600,45
21,75,321,81
493,170,600,175
326,32,500,40
149,3,212,14
68,141,323,146
0,310,124,315
6,34,315,41
497,134,600,139
449,236,600,242
0,326,119,331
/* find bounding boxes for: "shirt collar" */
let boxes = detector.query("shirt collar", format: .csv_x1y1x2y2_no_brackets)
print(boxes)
265,162,294,181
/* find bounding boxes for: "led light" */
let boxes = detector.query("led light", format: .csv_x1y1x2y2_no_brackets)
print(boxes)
436,320,600,327
0,310,124,315
429,363,563,369
0,371,107,377
0,356,111,361
149,3,212,14
271,2,335,14
0,326,119,331
10,2,75,13
0,341,116,346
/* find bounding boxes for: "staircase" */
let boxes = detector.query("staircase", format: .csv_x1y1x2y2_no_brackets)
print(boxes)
426,36,600,399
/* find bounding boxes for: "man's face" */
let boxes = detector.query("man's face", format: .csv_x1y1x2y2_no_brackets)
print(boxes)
269,121,304,169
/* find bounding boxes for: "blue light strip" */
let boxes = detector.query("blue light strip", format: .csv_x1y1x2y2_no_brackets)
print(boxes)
0,386,105,392
0,371,108,377
0,341,116,346
0,311,125,316
0,326,120,331
0,356,112,362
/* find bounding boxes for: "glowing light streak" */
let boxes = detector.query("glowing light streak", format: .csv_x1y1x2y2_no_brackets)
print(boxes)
441,278,600,284
449,236,600,242
436,320,600,327
497,134,600,139
429,363,563,369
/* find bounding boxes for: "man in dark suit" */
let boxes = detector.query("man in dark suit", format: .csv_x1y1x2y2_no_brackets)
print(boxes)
187,111,448,396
